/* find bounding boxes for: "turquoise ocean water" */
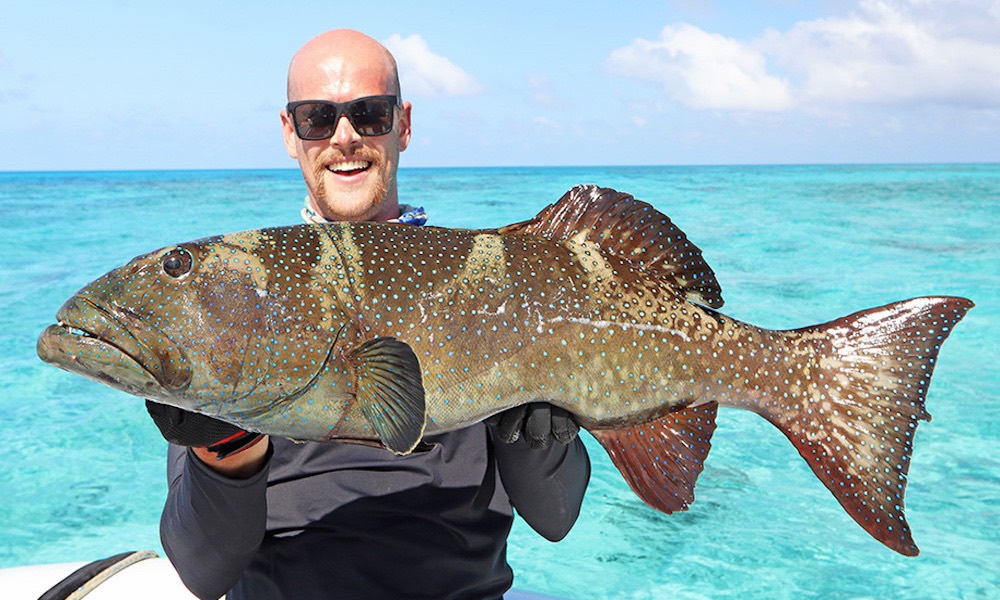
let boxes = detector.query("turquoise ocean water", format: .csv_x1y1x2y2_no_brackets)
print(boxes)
1,165,997,598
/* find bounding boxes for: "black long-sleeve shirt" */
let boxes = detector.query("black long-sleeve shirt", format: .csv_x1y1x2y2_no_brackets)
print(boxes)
160,423,590,600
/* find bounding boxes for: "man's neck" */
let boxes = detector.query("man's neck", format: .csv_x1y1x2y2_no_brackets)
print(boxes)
302,196,426,226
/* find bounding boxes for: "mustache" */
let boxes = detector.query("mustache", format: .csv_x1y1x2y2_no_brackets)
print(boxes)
311,145,390,209
321,146,383,165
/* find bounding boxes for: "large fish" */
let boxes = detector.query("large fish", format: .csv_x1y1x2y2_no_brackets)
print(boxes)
38,185,972,556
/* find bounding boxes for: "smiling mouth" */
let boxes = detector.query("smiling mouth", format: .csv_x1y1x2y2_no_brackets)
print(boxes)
327,160,371,176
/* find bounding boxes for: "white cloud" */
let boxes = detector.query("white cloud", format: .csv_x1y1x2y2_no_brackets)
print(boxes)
606,23,794,112
607,0,1000,112
763,0,1000,109
527,73,564,108
532,116,562,131
383,34,483,98
0,55,32,105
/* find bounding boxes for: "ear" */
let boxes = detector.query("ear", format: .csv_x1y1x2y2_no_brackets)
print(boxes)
397,101,412,153
280,110,300,159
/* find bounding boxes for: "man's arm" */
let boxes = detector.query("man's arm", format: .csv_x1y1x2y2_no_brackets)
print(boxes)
491,406,591,542
160,441,271,600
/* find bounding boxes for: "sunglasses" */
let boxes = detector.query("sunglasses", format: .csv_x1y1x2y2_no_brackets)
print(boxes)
286,95,400,140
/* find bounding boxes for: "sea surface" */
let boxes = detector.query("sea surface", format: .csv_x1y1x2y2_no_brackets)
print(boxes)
1,165,997,598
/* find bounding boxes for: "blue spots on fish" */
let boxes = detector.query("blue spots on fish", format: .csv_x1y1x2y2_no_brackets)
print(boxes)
733,296,975,556
37,184,974,557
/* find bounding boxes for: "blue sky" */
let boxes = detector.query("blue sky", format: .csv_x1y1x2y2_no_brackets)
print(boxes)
2,0,999,170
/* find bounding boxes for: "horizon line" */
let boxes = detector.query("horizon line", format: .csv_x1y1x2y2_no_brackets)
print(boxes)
2,161,998,176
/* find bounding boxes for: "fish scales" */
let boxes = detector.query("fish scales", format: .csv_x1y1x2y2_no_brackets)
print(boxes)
322,221,736,431
37,184,973,557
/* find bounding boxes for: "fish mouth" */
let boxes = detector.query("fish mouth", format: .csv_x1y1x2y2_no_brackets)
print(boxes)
37,296,192,394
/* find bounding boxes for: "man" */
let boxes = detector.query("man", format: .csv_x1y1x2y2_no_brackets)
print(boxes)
150,29,590,600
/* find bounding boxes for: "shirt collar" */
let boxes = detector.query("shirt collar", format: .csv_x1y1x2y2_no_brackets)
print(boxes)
301,197,427,226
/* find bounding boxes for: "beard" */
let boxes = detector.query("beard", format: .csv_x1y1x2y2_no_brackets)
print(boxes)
308,146,393,221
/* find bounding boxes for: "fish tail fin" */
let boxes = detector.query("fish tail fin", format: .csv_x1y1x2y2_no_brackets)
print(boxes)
590,402,719,514
756,296,973,555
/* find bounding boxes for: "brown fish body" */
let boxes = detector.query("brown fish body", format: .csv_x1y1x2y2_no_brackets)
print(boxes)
311,224,762,425
37,185,973,557
312,223,716,431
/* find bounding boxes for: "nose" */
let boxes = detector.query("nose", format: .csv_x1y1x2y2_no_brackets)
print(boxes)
329,115,362,149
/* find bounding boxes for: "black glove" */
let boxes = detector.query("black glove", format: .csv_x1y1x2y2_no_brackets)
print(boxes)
145,400,263,459
487,403,580,450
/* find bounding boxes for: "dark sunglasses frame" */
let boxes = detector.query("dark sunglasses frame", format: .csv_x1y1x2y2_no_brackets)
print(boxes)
286,95,401,140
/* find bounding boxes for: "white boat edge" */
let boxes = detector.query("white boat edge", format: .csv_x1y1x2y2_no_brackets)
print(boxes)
1,552,567,600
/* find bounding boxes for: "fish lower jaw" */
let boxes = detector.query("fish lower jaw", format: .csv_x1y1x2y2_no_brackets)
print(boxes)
38,322,192,392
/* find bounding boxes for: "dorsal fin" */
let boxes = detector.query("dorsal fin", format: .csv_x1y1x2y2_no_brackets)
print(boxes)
498,184,723,308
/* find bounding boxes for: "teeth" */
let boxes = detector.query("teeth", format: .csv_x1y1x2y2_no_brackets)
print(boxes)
328,160,370,173
58,321,91,337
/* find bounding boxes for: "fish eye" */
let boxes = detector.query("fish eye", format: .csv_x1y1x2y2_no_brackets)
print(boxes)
161,247,194,278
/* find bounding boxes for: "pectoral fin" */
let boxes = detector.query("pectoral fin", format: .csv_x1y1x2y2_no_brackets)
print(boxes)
350,337,426,455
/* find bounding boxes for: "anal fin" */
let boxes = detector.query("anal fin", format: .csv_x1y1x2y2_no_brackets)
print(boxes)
591,402,718,513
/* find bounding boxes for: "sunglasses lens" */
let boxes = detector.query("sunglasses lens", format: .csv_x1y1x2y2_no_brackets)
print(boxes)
290,97,397,140
347,97,395,136
292,103,340,140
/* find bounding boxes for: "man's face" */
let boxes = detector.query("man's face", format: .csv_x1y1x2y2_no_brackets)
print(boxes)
282,59,411,222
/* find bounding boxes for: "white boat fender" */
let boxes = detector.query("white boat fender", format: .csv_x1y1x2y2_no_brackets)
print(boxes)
19,549,565,600
38,550,157,600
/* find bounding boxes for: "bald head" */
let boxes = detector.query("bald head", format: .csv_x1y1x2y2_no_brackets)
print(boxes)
280,28,412,223
287,29,401,102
